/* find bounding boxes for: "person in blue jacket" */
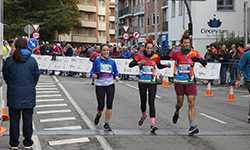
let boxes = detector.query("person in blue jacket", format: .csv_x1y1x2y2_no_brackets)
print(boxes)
236,47,250,123
121,46,131,58
90,44,120,131
2,38,40,149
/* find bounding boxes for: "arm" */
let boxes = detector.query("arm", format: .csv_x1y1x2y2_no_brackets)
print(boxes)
160,55,171,60
90,60,98,77
129,59,139,67
33,59,40,86
113,61,120,77
156,62,171,69
2,58,9,84
191,57,207,66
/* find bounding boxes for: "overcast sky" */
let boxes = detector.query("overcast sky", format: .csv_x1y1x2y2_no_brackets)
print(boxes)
111,0,115,2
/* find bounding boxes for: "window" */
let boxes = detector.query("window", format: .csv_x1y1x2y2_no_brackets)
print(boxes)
179,1,183,16
85,29,90,36
152,13,159,25
73,28,78,35
109,22,112,28
163,8,168,21
109,9,111,15
217,0,233,10
99,16,104,22
172,0,175,18
147,15,149,26
99,31,105,37
125,0,128,7
84,13,90,21
84,0,90,5
141,18,144,28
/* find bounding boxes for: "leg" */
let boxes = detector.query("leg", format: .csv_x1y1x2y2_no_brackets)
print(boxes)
172,84,185,124
105,84,115,123
176,96,184,112
138,83,147,113
22,108,34,147
187,95,196,121
148,84,157,118
9,108,21,147
94,86,105,125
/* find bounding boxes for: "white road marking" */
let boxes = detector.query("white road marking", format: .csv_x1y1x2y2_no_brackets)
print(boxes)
36,91,59,94
36,104,68,108
32,122,42,150
37,83,54,85
36,109,71,114
36,99,64,102
40,117,76,123
124,83,162,99
36,94,61,98
49,137,90,146
44,126,82,130
36,85,56,88
199,113,227,124
240,95,250,97
53,76,113,150
36,88,58,90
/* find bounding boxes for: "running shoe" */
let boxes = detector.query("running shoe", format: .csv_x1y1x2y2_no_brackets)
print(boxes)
138,114,147,126
246,116,250,123
91,81,95,86
188,125,199,135
150,124,158,132
9,145,18,149
104,123,112,131
94,114,101,125
172,113,179,124
24,146,32,149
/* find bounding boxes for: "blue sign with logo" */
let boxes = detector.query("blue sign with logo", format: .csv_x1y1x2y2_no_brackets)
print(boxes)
207,15,222,28
28,38,38,50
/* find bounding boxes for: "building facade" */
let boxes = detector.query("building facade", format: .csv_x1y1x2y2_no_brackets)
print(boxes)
55,0,110,46
117,0,250,55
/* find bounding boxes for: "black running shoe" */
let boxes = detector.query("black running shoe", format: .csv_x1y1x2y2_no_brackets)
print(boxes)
94,114,101,125
104,123,112,131
188,125,199,135
172,113,179,124
150,124,158,132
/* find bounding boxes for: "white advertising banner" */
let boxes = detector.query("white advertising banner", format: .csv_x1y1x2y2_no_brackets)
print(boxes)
32,55,221,79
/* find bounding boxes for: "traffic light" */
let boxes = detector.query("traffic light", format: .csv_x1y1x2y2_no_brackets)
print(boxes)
188,23,193,35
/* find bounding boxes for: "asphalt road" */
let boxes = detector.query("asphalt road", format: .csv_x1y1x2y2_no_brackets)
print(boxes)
1,74,250,150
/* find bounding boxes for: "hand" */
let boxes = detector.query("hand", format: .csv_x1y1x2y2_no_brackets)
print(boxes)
219,58,223,60
92,74,98,79
191,57,200,62
138,60,146,65
115,76,120,82
235,80,241,88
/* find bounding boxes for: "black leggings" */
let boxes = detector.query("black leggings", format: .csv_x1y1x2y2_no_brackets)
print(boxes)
95,84,115,110
138,83,157,117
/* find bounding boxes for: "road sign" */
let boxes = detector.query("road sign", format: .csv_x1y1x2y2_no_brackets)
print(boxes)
32,24,40,31
28,38,39,50
132,31,141,39
23,24,34,35
122,32,130,40
32,31,40,39
122,25,130,32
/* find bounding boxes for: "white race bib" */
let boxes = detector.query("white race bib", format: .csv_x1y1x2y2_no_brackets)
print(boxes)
100,64,112,73
179,64,190,73
141,66,153,74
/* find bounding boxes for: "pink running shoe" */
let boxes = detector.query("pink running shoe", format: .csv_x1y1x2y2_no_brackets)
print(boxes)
150,124,158,132
138,114,147,126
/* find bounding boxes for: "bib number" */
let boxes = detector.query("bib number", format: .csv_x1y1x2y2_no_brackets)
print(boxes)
141,66,153,75
100,64,112,73
179,64,190,73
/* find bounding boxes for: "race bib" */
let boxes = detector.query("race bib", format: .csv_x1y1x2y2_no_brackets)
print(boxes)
179,64,190,73
100,64,112,73
141,66,153,75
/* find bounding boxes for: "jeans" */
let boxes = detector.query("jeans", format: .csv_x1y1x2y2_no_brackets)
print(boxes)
220,66,227,84
9,108,34,147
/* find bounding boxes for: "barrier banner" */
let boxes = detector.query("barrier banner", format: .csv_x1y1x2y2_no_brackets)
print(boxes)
32,55,221,79
194,62,221,79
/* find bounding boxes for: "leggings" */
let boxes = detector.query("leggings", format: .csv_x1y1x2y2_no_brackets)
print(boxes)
95,84,115,110
138,83,157,117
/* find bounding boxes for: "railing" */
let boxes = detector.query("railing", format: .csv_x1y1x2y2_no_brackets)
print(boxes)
118,7,130,17
162,0,168,6
162,21,168,31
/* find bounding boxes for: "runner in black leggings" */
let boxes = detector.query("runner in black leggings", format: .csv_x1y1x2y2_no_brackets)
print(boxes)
129,41,170,132
90,44,120,131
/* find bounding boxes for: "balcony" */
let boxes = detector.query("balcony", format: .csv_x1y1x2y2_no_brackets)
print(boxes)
98,21,106,31
73,34,97,43
58,34,71,42
78,4,96,13
81,19,97,28
118,7,131,17
98,36,106,43
109,29,115,35
109,16,115,22
162,21,168,32
162,0,168,6
98,5,106,16
133,4,144,16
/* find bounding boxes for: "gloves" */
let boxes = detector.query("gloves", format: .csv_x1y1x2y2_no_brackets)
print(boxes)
191,57,200,62
139,60,146,65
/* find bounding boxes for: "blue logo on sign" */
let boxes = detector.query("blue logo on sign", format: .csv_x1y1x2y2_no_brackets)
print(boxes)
207,15,222,28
